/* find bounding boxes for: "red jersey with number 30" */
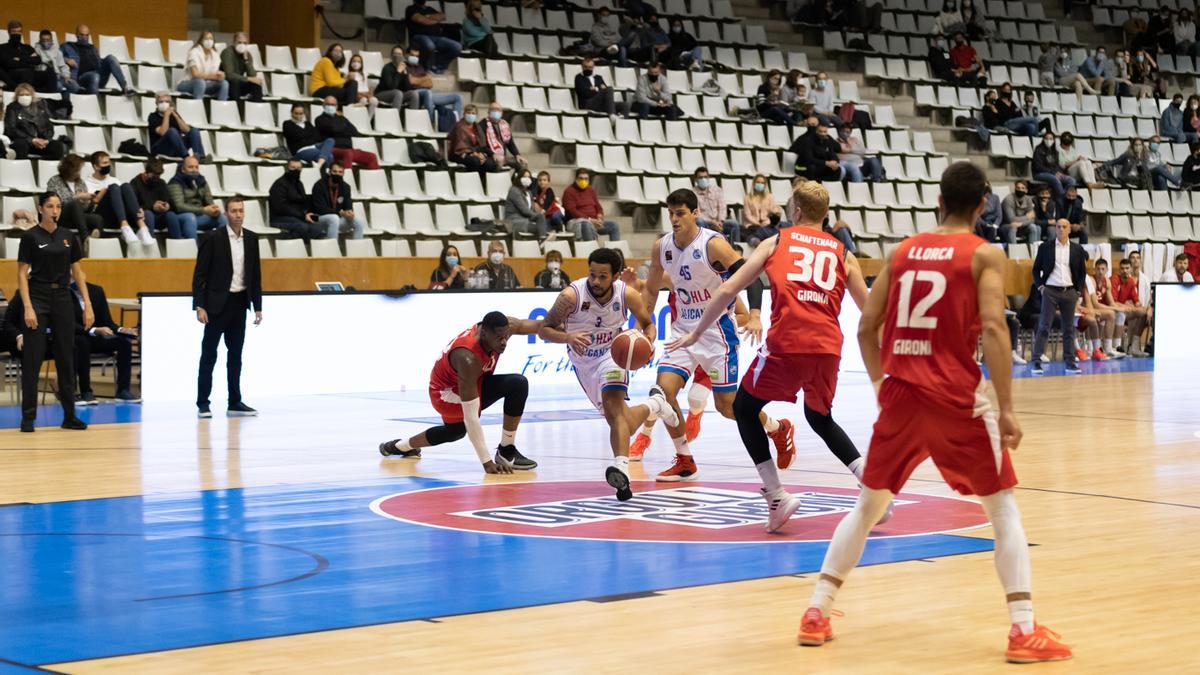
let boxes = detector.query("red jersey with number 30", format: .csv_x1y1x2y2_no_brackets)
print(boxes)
882,232,985,410
763,226,847,356
429,324,498,396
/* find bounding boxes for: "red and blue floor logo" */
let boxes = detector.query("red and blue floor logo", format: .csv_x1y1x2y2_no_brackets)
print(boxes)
371,481,989,543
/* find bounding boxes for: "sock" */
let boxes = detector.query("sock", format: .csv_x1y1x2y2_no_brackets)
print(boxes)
810,578,840,616
687,382,709,414
756,459,782,492
761,414,780,434
397,438,413,452
613,455,630,473
847,457,864,482
1008,599,1035,634
1104,338,1113,351
500,428,516,447
672,435,691,456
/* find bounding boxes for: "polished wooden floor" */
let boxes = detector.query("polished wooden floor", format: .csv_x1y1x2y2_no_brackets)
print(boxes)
2,367,1198,674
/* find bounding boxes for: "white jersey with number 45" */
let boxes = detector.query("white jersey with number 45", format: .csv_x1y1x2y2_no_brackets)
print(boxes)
659,228,733,335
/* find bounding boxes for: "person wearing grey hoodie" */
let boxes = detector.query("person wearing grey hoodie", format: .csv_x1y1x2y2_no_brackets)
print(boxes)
634,63,678,120
589,7,627,66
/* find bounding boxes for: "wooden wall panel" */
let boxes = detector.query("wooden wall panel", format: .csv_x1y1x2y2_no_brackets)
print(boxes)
203,0,250,32
250,0,320,49
6,0,187,41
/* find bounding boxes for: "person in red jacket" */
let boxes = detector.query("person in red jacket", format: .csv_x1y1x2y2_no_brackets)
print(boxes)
560,168,621,242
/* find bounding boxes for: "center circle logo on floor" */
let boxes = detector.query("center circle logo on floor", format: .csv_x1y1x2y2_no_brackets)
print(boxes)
370,481,988,543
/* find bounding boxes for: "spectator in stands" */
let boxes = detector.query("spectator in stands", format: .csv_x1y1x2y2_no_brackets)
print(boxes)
1106,137,1151,189
757,70,800,128
635,63,677,121
1021,92,1052,135
1113,50,1151,99
461,0,499,58
993,83,1038,136
1183,143,1200,189
0,20,56,93
84,151,154,246
692,167,740,242
1051,47,1097,96
1161,253,1195,282
742,174,783,246
283,104,333,169
377,45,420,111
1059,185,1087,243
1138,7,1173,55
562,168,621,241
824,217,857,253
935,2,965,35
72,280,139,403
533,170,565,233
179,31,228,101
958,0,986,39
34,30,75,95
345,54,377,112
948,32,985,85
402,45,463,130
1176,9,1198,57
474,240,521,289
1029,216,1087,374
311,163,365,240
1079,47,1116,96
809,72,839,127
167,156,226,238
148,92,206,159
975,186,1002,242
928,37,956,83
625,10,667,65
1186,95,1200,140
1160,94,1192,144
837,126,882,183
1111,257,1149,356
406,0,462,73
791,118,843,182
505,169,547,240
1130,49,1164,99
448,104,496,176
269,158,321,238
589,7,626,66
131,158,182,239
479,101,524,170
664,19,701,71
430,245,467,289
59,24,133,96
220,32,264,102
46,154,104,241
1036,43,1057,87
1033,131,1075,199
1147,136,1181,190
1000,179,1040,244
4,84,64,160
575,56,616,116
309,43,356,105
534,250,571,289
1032,185,1067,238
315,97,380,170
781,70,806,105
1057,132,1101,189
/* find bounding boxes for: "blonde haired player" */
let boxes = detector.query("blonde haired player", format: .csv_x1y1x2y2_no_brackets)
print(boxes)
798,161,1071,663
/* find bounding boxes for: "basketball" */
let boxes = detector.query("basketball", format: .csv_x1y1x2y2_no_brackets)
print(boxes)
611,330,654,371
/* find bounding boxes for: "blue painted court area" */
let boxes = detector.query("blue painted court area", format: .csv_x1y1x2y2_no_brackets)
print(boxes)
0,478,993,666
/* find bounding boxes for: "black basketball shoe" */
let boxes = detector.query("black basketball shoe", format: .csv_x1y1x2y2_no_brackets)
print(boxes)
495,444,537,470
606,465,633,501
379,440,421,458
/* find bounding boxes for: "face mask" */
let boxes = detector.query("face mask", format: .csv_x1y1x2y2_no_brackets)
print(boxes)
235,43,248,54
576,179,589,189
547,261,561,272
648,74,659,83
99,165,112,176
1173,100,1182,107
753,183,765,193
489,110,502,122
1096,53,1105,61
1150,142,1160,152
1136,54,1144,63
350,63,362,71
520,176,532,188
9,33,21,44
445,255,459,266
323,105,338,115
582,68,594,76
696,177,710,189
489,251,504,265
1060,53,1068,60
78,35,90,44
293,114,305,123
817,78,828,87
1115,57,1125,66
330,173,344,183
202,39,214,50
392,54,404,64
1015,189,1026,197
157,101,170,112
464,113,477,124
407,55,419,65
287,169,301,180
1134,146,1143,154
1001,91,1012,98
40,40,52,50
672,25,682,33
1044,139,1054,147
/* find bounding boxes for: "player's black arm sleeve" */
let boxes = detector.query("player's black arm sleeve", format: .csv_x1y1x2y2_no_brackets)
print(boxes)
728,258,763,311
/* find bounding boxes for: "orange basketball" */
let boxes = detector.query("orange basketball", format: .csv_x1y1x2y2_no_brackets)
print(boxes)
611,330,655,371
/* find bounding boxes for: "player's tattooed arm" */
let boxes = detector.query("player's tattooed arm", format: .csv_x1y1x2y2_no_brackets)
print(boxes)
538,288,590,353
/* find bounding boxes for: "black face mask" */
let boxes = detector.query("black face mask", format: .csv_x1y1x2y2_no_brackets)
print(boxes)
1001,91,1012,99
287,169,301,180
647,74,659,82
99,165,112,176
1015,190,1027,197
1174,100,1183,107
330,174,344,184
582,68,594,76
9,33,21,44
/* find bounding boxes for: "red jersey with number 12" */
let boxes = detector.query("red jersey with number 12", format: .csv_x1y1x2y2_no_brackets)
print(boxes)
429,325,498,397
882,232,985,410
763,226,847,356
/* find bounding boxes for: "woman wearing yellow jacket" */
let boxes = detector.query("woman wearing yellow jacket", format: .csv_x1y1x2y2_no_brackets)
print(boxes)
309,43,357,105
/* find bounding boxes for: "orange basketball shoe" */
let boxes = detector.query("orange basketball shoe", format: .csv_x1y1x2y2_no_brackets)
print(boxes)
656,453,699,482
797,607,835,646
770,419,796,469
685,410,704,442
629,432,651,461
1005,623,1072,664
1075,347,1088,362
1092,348,1107,361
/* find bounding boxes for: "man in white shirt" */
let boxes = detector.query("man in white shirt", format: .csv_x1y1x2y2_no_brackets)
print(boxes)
1159,253,1195,283
1031,221,1087,374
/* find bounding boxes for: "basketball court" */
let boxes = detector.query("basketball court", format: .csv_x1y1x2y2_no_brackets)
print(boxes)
2,355,1198,673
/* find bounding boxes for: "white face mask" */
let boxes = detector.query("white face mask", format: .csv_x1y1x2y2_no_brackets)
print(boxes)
407,55,419,65
17,95,32,107
323,105,338,115
202,39,214,50
547,261,561,272
520,176,532,188
489,251,505,265
235,43,248,54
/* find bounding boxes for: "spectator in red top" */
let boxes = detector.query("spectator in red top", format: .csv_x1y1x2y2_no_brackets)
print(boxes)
1111,258,1149,356
948,32,985,85
561,168,621,242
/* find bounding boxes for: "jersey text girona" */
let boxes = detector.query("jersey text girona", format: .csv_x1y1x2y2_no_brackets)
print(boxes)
429,325,498,397
763,226,847,355
881,232,986,410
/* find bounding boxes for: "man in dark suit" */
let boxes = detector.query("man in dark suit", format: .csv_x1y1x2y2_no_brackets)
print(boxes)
71,281,139,403
1030,219,1088,375
574,56,616,115
192,196,263,418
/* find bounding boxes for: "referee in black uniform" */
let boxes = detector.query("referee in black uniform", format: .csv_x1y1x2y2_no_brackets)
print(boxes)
16,193,92,433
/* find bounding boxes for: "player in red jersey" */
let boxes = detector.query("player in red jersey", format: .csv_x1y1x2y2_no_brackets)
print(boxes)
799,162,1071,664
669,181,886,533
379,311,542,474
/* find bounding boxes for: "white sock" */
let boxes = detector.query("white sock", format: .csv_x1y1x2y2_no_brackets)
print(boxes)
500,428,516,446
979,490,1034,634
613,455,630,472
847,457,865,482
756,459,782,492
810,578,839,616
1104,338,1113,351
687,382,709,414
672,435,691,456
761,414,780,434
1008,599,1035,635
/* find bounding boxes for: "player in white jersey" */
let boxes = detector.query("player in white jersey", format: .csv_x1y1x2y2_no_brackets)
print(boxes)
642,188,794,481
540,248,678,500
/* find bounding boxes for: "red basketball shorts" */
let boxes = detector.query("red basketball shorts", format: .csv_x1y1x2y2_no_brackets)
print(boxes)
742,351,840,415
429,384,466,424
863,377,1018,496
